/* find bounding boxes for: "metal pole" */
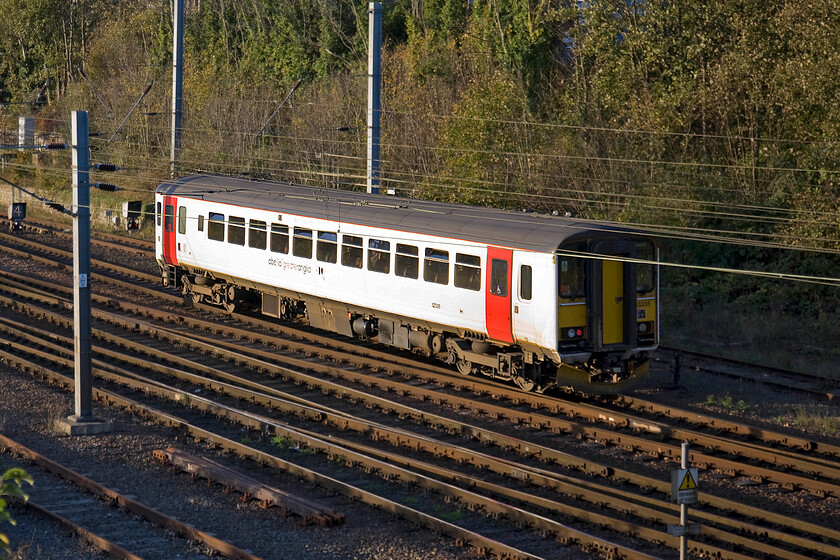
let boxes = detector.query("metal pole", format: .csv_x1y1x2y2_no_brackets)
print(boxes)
170,0,184,176
71,110,93,421
15,118,34,205
366,2,382,194
680,442,689,560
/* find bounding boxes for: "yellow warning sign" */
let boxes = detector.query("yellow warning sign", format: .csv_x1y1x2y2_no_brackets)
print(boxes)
671,467,699,504
679,470,697,490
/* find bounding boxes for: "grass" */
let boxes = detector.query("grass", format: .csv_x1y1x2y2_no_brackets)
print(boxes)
704,393,750,412
793,407,840,435
271,435,297,450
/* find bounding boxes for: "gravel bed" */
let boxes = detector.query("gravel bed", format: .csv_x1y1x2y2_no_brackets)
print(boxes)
0,363,465,560
4,234,840,556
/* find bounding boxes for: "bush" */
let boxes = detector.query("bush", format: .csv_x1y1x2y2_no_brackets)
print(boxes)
1,467,33,555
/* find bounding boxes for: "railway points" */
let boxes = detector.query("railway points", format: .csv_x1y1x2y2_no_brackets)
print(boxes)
1,219,840,559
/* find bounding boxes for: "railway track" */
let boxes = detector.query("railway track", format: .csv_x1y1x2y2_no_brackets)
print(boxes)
8,216,840,400
1,228,840,558
0,434,261,560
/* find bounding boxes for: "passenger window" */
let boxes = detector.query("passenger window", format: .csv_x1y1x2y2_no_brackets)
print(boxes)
317,232,338,263
198,214,204,232
249,220,267,249
520,265,532,300
635,241,656,294
395,244,419,279
178,206,187,234
164,204,175,233
454,254,481,291
368,239,390,274
293,227,312,258
490,259,508,296
208,212,225,241
228,216,245,245
424,248,449,285
156,202,161,226
341,235,363,268
270,223,289,253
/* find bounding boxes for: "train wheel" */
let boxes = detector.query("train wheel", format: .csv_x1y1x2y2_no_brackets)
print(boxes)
456,359,473,376
224,301,236,313
513,375,536,392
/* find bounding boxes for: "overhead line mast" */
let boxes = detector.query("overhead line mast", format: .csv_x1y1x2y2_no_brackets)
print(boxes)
171,0,184,176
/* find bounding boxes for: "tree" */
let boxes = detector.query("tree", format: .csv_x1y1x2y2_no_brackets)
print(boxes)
0,467,33,557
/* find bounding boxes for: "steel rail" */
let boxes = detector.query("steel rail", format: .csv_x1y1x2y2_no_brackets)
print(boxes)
1,302,838,559
0,347,625,560
0,315,800,559
0,433,262,560
1,244,840,540
659,346,840,401
2,266,840,496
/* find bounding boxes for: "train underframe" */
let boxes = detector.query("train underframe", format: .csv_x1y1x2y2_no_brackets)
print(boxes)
163,264,650,393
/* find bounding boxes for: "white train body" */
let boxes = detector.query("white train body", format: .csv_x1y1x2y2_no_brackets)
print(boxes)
156,175,658,391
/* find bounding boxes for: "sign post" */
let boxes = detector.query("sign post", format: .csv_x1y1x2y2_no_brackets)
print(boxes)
669,442,701,559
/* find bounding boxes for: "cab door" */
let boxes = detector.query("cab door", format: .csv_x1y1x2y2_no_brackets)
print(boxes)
587,239,636,351
162,196,178,266
485,247,513,344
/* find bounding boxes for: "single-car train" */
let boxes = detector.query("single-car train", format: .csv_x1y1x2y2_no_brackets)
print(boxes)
155,174,659,392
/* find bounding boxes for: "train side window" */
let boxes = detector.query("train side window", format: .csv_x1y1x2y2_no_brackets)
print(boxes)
520,265,532,300
490,259,508,296
317,231,338,263
178,206,187,234
368,239,390,274
228,216,246,245
454,253,481,291
164,204,175,233
293,227,312,258
156,202,161,226
559,257,585,299
424,248,449,285
198,214,204,232
208,212,225,241
635,241,656,294
270,223,289,253
341,235,363,268
249,220,267,250
395,244,419,279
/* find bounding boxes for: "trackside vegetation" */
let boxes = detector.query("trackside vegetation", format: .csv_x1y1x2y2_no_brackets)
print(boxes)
1,0,839,374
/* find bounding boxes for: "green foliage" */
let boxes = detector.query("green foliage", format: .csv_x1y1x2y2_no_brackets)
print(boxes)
1,467,33,554
271,435,296,450
3,0,840,364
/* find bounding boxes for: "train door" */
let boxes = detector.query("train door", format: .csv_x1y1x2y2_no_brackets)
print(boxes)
511,254,538,343
587,239,636,351
162,196,178,266
485,247,514,344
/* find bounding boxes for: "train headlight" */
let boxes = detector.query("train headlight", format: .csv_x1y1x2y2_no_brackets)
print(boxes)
637,321,653,334
567,328,576,338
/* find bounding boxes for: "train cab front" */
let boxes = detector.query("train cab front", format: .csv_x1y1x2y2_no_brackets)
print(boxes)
554,236,658,392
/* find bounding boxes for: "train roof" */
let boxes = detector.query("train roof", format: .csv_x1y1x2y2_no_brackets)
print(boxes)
157,174,640,253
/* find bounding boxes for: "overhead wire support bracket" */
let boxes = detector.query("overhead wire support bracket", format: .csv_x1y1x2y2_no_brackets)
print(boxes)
77,67,114,117
255,78,303,138
108,80,154,143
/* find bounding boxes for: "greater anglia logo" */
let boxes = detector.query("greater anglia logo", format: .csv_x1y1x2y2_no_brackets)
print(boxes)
267,258,312,275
